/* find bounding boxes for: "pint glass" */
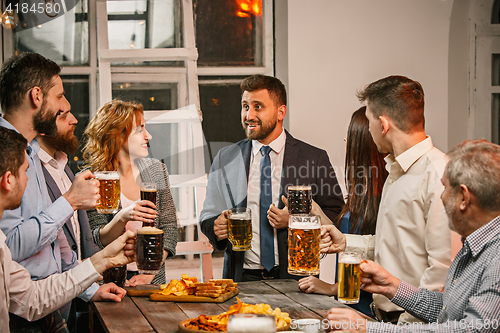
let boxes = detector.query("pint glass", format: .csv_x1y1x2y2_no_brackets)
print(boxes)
288,185,312,214
288,214,321,276
140,182,157,227
227,208,252,251
136,226,164,275
95,171,120,214
337,252,361,304
227,314,276,333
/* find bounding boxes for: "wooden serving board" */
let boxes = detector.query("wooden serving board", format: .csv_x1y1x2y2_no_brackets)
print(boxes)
178,318,290,332
150,289,239,303
126,284,161,297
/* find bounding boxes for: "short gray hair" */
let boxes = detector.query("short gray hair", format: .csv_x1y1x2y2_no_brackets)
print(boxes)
445,139,500,211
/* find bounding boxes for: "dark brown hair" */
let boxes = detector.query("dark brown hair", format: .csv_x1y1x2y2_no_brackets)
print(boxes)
240,74,287,107
0,53,61,115
356,75,424,133
0,127,28,177
336,107,388,235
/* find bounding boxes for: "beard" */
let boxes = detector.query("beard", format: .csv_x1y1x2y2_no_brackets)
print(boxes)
42,127,80,155
5,186,22,210
444,197,467,234
33,99,58,137
242,117,278,141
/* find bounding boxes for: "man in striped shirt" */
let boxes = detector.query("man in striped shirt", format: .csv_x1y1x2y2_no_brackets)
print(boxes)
324,139,500,332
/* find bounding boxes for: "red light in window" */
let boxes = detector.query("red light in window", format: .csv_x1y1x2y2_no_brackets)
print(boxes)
236,0,262,18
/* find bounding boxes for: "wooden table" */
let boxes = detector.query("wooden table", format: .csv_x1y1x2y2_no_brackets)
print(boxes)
89,279,354,333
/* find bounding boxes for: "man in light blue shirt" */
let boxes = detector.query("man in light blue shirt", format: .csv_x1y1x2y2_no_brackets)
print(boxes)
0,53,125,332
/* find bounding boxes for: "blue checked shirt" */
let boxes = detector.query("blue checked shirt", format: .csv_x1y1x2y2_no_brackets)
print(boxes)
367,215,500,332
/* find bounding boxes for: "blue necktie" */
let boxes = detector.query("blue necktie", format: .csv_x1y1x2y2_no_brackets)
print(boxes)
260,146,275,271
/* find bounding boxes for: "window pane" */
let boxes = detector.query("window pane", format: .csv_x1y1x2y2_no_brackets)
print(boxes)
493,0,500,24
107,0,181,50
493,94,500,144
194,0,263,66
112,81,178,110
493,54,500,86
13,0,89,66
199,80,246,167
60,75,90,174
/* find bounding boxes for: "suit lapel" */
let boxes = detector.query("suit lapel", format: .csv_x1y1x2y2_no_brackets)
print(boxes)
279,131,298,209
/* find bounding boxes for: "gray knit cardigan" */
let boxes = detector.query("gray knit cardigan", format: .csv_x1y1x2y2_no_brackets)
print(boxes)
87,158,178,284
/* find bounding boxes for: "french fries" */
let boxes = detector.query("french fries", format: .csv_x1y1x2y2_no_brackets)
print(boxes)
185,297,291,331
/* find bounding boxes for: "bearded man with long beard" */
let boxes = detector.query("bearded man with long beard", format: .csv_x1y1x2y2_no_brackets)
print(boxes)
200,74,344,282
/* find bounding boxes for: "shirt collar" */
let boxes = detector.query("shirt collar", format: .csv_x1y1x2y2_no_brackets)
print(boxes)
38,148,68,170
252,128,286,156
385,136,434,172
464,215,500,258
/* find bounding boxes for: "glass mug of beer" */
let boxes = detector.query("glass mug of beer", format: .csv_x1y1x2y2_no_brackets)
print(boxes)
288,185,312,214
227,207,252,251
140,182,157,227
337,251,361,304
136,226,164,275
95,171,121,214
288,214,321,276
102,265,127,287
227,314,276,333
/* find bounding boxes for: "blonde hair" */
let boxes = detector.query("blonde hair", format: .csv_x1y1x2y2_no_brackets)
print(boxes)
83,99,144,171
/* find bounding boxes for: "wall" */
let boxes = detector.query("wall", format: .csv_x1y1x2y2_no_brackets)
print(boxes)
285,0,455,192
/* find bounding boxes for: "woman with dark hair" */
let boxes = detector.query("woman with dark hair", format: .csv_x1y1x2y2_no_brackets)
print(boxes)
298,106,388,317
83,99,178,285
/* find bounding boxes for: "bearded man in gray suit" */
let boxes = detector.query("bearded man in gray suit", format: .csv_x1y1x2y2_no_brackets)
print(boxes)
200,75,344,282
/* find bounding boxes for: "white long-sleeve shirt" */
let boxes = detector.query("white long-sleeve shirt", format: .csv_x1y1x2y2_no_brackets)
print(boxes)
345,137,460,323
0,230,101,332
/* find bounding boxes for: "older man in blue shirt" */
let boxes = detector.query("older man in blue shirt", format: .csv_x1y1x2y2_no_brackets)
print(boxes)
0,53,125,332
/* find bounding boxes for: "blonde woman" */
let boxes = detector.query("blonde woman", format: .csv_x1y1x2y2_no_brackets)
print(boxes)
83,99,177,285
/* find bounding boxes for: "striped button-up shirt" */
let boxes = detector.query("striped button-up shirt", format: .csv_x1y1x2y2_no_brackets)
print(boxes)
367,215,500,332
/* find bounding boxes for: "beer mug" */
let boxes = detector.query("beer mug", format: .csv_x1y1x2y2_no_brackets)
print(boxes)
102,265,127,287
227,207,252,251
288,185,312,214
140,182,157,227
95,171,121,214
288,214,321,276
136,226,164,275
227,314,276,333
337,252,361,304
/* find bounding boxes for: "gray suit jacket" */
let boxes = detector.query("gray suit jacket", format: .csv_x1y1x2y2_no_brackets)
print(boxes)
41,164,99,259
200,131,344,281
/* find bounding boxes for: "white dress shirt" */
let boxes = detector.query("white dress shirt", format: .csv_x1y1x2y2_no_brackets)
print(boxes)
0,230,100,331
345,137,457,322
244,129,286,269
38,149,81,260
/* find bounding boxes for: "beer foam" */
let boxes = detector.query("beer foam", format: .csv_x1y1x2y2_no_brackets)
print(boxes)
339,257,361,264
137,226,163,234
229,213,249,220
95,172,119,180
289,222,320,229
288,185,312,190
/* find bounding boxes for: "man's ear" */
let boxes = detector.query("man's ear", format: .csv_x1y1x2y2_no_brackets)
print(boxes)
30,87,43,108
0,171,13,193
278,105,287,121
379,115,390,135
459,184,471,211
